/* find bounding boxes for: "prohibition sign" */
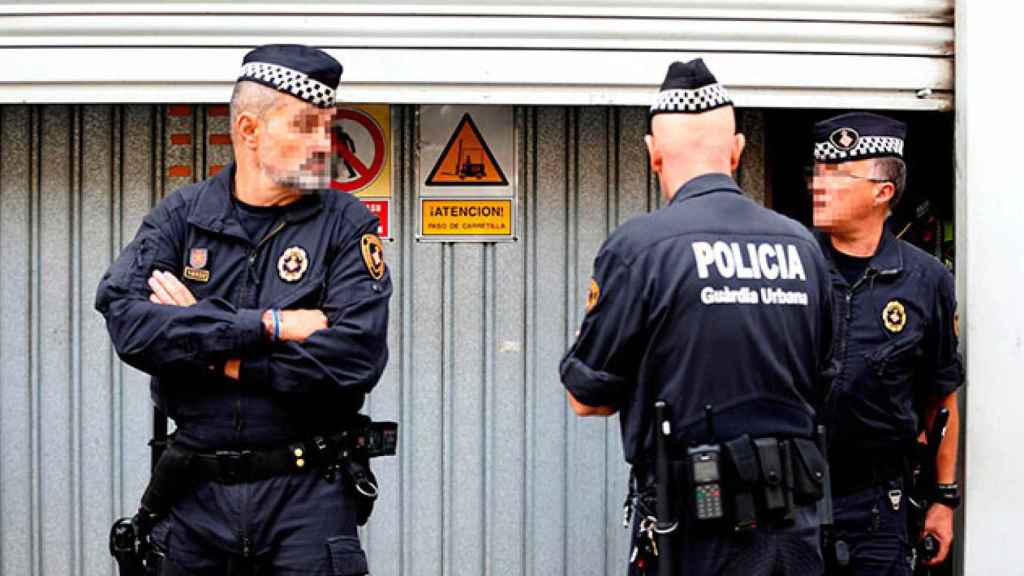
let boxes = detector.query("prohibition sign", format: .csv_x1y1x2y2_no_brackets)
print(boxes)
331,108,386,193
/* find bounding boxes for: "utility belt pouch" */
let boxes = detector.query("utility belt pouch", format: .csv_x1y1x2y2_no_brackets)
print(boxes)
779,440,797,522
724,435,759,532
357,421,399,458
754,438,786,512
790,438,827,504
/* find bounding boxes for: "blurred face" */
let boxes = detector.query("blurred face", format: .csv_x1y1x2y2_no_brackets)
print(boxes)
258,97,336,191
809,159,890,232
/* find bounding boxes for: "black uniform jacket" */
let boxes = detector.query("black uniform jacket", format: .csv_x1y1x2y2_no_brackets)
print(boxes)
561,173,834,464
817,225,963,457
96,163,391,450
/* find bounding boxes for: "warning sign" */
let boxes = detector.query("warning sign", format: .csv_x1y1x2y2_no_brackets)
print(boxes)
425,114,508,186
330,104,390,198
421,199,514,239
419,105,515,200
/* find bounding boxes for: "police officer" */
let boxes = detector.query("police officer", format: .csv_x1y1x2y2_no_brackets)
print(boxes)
809,113,963,574
95,44,391,575
561,59,834,576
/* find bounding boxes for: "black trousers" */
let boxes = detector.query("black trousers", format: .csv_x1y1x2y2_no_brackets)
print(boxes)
826,479,914,576
149,471,368,576
628,503,822,576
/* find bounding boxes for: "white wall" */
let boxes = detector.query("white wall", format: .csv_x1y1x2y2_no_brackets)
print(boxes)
959,1,1024,573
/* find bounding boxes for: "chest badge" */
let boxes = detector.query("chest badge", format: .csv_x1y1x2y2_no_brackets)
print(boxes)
361,234,386,280
183,247,210,283
882,300,907,333
278,246,309,283
586,278,600,313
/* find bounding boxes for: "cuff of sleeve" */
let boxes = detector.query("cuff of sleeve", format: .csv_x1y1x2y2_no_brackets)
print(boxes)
931,360,965,397
240,355,270,387
237,308,267,348
560,357,625,408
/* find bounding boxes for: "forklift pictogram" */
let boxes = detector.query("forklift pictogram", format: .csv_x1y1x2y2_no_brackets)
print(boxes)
425,113,509,187
448,140,487,180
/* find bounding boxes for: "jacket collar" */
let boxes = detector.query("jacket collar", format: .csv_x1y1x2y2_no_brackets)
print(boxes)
668,172,743,206
187,162,324,241
817,220,904,278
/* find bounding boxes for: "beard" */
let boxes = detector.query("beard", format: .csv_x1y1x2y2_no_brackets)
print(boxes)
259,153,330,192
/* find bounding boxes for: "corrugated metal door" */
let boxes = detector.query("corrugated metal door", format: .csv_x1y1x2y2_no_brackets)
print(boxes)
0,0,953,109
0,103,768,575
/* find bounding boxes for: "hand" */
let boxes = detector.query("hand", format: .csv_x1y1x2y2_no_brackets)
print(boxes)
223,358,240,380
922,503,954,565
277,309,328,342
148,270,196,307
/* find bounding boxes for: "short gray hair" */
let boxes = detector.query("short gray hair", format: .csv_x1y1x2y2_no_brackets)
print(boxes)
229,81,280,128
872,157,907,207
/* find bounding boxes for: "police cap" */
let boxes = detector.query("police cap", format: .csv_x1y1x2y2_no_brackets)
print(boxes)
813,112,907,164
238,44,343,109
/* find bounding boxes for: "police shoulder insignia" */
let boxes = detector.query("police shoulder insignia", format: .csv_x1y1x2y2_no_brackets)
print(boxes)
829,127,860,152
278,246,309,283
361,234,385,280
882,299,907,333
585,278,600,313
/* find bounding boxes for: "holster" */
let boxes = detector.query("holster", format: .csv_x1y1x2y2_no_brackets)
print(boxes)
342,457,379,526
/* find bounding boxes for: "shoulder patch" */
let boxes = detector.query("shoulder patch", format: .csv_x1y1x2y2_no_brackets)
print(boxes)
586,278,600,313
361,234,386,280
882,299,907,334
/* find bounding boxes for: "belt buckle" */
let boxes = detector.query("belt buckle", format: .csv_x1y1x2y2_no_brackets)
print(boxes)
215,450,251,483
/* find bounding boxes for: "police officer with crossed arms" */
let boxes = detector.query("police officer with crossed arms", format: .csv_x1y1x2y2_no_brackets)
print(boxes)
97,44,391,575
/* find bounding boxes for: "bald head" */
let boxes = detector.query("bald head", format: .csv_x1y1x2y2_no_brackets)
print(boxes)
645,106,745,201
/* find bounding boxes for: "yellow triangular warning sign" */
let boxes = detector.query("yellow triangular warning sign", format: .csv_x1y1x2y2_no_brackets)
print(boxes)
425,114,509,186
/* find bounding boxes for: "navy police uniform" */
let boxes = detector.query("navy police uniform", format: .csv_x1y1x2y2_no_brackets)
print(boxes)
561,60,834,576
813,113,963,575
95,45,390,575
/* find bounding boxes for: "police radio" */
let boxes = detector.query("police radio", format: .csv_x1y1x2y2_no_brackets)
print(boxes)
688,405,725,521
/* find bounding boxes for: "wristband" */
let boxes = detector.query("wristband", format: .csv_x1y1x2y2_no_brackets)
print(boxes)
933,483,961,509
272,309,281,342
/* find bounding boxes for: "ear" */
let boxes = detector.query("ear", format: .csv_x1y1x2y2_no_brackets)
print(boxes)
874,181,896,206
234,111,261,150
645,134,662,175
730,133,746,172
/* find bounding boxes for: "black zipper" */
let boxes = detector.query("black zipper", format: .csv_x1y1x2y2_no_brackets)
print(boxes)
827,269,878,416
236,220,289,436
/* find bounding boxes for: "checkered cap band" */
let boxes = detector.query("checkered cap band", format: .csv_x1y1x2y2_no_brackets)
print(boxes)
814,136,905,162
650,83,732,114
239,62,336,108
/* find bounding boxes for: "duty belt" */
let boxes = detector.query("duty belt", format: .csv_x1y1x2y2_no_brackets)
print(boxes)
191,422,398,485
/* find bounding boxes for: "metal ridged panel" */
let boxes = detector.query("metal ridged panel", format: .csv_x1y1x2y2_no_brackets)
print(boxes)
0,15,952,56
0,1,954,109
0,103,764,576
0,1,954,23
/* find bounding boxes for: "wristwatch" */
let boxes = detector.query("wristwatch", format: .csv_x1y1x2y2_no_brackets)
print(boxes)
933,483,961,509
